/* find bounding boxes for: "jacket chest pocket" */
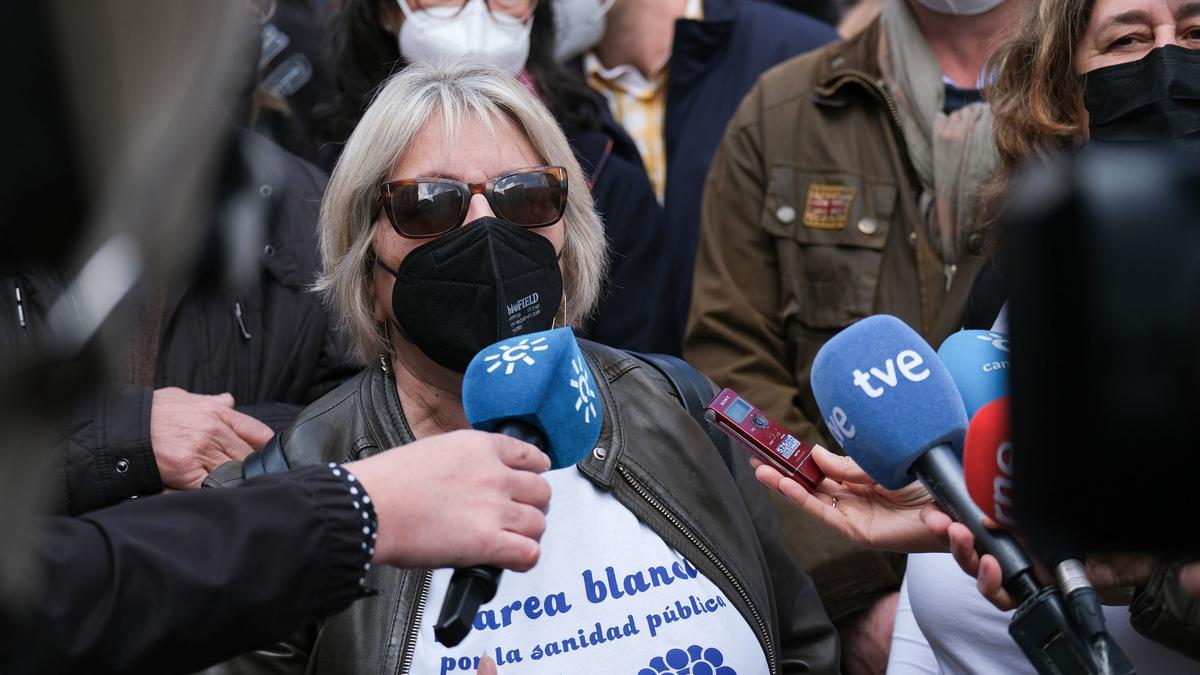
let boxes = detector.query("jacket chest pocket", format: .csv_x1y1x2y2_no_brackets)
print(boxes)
762,167,897,330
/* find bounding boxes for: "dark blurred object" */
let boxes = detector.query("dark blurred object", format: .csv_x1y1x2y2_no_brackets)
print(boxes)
1,465,372,675
0,2,85,266
761,0,840,26
0,0,254,619
252,0,335,162
0,130,358,517
1008,143,1200,555
0,2,369,672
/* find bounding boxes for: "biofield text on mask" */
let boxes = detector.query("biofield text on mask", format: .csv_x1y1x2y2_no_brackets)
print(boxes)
396,0,532,75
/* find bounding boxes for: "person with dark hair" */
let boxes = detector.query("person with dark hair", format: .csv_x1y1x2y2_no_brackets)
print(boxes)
311,0,681,354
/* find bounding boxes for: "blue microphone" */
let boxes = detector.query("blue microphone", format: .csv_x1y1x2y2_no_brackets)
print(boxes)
937,330,1010,419
811,315,1038,602
940,330,1114,646
462,328,603,469
435,327,602,647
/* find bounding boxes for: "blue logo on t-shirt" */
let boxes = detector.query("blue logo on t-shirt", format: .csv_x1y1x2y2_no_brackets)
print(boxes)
638,644,736,675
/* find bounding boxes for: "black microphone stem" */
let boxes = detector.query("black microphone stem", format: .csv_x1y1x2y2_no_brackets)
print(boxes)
911,446,1041,603
433,420,547,647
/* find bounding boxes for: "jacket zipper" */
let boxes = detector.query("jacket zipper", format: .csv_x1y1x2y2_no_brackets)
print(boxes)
617,465,777,675
13,283,29,345
398,571,432,675
944,263,958,291
819,69,924,197
823,69,906,139
234,300,252,339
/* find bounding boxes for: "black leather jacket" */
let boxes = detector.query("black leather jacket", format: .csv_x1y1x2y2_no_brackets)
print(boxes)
204,342,840,674
0,132,356,515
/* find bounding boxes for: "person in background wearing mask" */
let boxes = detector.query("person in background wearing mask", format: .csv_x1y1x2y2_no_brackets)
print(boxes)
200,61,839,675
579,0,837,353
312,0,679,354
685,0,1023,672
748,3,1200,668
915,0,1200,665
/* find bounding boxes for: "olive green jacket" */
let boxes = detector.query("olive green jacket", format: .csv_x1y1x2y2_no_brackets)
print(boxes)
685,19,985,622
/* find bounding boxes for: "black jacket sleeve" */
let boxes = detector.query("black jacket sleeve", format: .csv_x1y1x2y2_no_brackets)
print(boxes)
582,151,686,355
57,384,163,515
1130,558,1200,660
2,464,373,675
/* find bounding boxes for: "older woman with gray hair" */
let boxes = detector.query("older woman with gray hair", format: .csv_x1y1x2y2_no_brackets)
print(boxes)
204,61,838,675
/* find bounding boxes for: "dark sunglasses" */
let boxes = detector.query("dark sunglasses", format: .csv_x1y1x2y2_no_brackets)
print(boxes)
376,165,568,239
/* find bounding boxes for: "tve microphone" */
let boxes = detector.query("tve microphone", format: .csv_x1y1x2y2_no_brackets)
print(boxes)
434,328,603,647
810,315,1038,599
811,316,1127,675
937,329,1010,419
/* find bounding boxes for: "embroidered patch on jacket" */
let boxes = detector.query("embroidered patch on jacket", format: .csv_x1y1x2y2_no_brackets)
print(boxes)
803,184,856,229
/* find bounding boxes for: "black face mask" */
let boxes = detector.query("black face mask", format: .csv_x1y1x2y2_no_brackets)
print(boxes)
1083,45,1200,145
377,217,563,372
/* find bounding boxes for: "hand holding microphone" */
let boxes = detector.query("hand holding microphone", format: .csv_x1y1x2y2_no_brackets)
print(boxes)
348,430,551,570
434,328,602,647
807,316,1137,674
809,316,1041,602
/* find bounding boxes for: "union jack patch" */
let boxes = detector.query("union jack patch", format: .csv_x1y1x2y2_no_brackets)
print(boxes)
803,184,856,229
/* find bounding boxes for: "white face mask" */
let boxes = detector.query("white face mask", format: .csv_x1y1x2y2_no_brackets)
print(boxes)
911,0,1005,16
397,0,532,75
552,0,614,63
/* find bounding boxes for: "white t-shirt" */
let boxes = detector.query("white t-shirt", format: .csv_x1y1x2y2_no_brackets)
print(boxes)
887,553,1200,675
409,467,770,675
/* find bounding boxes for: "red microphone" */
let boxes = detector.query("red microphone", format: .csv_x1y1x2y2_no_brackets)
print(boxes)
963,395,1117,647
963,396,1017,530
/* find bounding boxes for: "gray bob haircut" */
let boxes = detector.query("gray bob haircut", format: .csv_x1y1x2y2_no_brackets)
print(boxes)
315,60,609,365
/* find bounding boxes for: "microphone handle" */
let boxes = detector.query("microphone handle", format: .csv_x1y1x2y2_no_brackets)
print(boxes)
433,420,548,647
911,446,1041,603
492,420,548,450
1055,559,1109,641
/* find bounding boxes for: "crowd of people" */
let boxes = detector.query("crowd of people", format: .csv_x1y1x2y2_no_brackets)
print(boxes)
3,0,1199,673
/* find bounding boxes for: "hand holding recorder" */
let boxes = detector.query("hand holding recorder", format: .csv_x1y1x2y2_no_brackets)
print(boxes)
751,447,943,553
705,387,945,553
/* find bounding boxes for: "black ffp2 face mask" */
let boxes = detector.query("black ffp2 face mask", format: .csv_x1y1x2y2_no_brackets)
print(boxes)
1083,45,1200,146
377,217,563,372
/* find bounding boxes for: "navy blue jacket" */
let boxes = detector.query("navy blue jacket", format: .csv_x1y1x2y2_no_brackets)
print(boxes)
566,115,682,355
595,0,837,351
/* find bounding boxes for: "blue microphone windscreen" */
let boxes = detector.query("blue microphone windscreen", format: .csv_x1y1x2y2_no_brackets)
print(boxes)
811,315,968,489
937,330,1011,419
462,327,602,468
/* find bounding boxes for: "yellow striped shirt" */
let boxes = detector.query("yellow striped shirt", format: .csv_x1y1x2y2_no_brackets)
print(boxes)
585,0,703,202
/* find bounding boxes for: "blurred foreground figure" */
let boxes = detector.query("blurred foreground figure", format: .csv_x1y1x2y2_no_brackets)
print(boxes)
0,3,551,673
0,0,356,516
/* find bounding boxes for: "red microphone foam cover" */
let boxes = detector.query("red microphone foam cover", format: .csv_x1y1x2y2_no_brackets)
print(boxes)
963,396,1019,530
